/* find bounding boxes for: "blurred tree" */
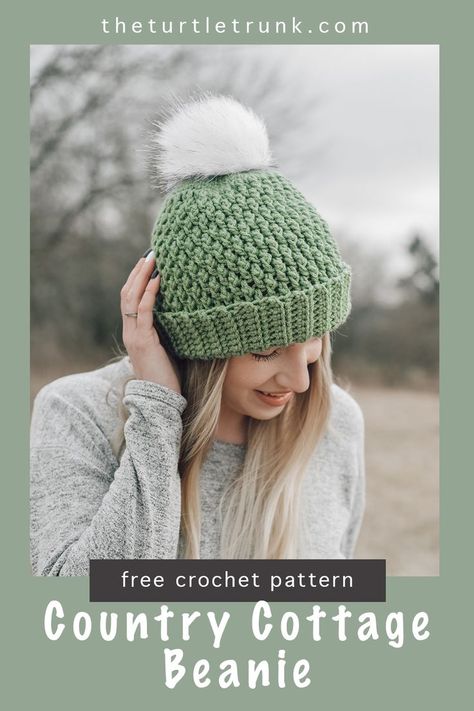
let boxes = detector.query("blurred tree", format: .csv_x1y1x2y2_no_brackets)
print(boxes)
332,233,438,387
397,234,439,305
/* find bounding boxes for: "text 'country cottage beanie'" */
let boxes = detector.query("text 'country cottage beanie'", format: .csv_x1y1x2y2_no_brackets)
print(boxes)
149,95,351,359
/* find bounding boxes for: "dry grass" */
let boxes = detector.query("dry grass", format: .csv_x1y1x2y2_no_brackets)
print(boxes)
349,385,439,576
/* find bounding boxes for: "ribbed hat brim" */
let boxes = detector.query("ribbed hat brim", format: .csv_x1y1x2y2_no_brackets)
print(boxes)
155,268,351,360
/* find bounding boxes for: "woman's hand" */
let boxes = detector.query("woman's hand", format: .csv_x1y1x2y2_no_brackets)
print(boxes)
121,250,182,395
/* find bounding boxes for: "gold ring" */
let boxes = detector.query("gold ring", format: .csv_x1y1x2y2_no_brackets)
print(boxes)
124,312,138,318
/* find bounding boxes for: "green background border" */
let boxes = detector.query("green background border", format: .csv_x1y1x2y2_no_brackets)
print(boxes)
3,0,469,706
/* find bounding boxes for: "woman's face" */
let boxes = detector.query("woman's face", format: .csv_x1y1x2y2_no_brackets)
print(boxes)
221,336,323,422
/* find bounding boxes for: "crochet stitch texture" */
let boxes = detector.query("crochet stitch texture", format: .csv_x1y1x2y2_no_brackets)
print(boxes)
151,168,351,359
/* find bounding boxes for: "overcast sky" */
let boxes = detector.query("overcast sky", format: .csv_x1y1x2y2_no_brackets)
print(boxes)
264,45,439,261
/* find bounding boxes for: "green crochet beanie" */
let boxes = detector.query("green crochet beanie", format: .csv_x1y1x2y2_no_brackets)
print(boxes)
150,95,351,360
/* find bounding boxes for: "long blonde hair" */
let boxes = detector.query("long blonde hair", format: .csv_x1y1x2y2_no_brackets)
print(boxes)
110,333,333,559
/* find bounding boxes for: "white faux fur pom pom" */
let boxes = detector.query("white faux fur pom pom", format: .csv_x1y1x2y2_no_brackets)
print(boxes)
152,94,275,191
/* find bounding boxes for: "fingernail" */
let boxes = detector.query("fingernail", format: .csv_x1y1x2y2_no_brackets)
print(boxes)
142,247,153,258
145,250,156,263
151,268,159,279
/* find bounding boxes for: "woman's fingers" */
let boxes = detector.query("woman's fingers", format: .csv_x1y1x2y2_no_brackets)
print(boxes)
121,251,157,342
121,249,152,300
123,255,145,292
119,252,181,393
121,257,144,319
137,271,161,331
126,252,156,310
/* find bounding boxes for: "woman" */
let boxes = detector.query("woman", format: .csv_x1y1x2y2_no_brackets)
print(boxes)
30,95,365,575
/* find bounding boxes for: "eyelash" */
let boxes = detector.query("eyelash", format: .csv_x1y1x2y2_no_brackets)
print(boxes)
251,349,281,362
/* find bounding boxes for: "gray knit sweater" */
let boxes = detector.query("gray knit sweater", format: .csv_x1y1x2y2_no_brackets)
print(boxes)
30,357,365,575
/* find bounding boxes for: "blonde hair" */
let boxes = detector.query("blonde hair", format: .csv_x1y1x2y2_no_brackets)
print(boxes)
110,333,333,559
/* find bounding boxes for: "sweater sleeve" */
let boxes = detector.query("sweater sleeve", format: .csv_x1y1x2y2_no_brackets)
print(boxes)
340,404,366,559
30,377,187,576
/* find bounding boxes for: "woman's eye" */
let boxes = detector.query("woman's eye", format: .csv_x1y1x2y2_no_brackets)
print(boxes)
251,349,281,362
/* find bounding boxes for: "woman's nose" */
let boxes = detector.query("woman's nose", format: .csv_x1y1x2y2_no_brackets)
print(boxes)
275,350,311,394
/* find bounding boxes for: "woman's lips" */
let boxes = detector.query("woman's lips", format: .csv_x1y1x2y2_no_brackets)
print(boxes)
255,390,293,407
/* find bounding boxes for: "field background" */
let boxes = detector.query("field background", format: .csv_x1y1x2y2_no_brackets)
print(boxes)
352,386,438,575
